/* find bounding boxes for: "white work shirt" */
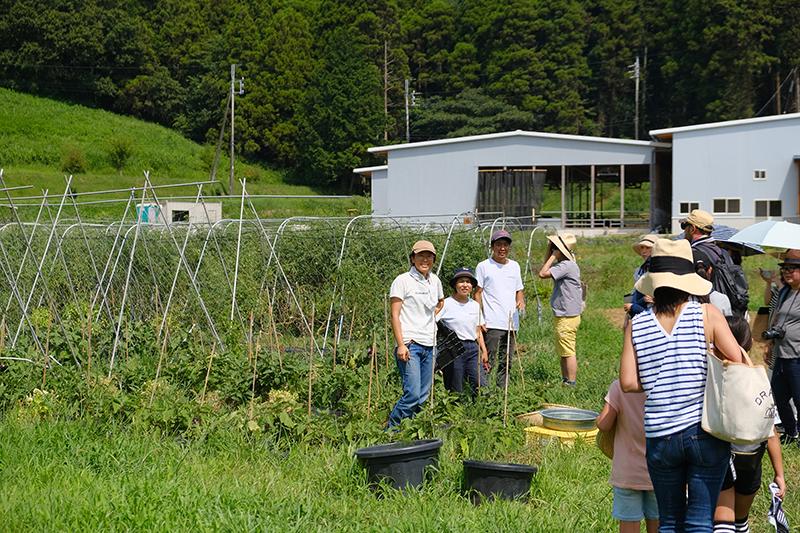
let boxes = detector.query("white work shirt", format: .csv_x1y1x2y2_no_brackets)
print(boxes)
476,257,524,331
436,296,484,341
389,267,444,347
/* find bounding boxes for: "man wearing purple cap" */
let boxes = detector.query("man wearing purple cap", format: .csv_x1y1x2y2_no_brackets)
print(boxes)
475,229,525,387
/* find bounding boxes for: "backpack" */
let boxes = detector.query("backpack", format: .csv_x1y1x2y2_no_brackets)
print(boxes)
693,241,749,316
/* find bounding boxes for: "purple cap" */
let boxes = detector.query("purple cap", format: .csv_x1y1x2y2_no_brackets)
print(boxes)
491,229,512,244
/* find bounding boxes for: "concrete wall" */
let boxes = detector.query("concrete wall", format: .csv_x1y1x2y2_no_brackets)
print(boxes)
375,135,658,220
670,118,800,231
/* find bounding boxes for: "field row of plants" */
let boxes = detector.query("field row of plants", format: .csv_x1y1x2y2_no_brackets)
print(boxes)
1,231,796,531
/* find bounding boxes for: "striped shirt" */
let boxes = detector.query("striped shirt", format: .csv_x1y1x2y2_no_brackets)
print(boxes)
631,300,707,438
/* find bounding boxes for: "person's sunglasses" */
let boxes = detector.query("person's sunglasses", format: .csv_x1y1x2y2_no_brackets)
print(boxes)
680,222,690,230
780,265,800,273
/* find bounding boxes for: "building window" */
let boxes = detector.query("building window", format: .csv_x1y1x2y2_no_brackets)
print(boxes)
753,169,767,180
679,201,699,214
755,200,782,218
712,198,741,214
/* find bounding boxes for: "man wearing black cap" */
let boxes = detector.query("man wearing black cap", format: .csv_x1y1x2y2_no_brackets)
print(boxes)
767,249,800,445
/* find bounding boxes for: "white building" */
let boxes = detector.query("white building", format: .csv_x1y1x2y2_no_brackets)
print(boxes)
355,130,670,227
650,113,800,232
136,201,222,225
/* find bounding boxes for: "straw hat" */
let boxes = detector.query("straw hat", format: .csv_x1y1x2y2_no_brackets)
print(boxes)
547,233,577,262
632,234,658,255
634,238,712,297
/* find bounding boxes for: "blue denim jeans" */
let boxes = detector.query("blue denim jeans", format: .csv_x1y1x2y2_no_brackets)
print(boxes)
645,423,730,532
387,342,433,427
442,340,485,395
772,357,800,437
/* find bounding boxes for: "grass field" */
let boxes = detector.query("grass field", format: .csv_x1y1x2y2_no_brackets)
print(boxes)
0,88,369,220
0,236,796,532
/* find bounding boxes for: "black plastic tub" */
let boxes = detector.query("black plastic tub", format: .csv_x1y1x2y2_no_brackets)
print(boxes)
355,439,443,490
462,459,538,503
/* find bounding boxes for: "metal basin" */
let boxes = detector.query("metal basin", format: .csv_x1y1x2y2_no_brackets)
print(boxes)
539,407,599,432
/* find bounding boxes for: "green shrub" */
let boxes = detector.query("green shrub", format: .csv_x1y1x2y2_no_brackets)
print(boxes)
60,144,87,174
107,136,133,171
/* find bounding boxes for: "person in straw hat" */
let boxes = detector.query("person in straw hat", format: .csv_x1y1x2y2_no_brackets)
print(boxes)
386,240,444,428
625,234,657,318
620,238,744,531
538,233,582,386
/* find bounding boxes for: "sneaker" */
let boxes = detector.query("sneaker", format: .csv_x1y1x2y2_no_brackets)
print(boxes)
561,378,577,387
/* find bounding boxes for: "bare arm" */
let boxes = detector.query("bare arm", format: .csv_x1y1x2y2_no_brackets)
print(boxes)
620,322,643,392
767,430,786,498
390,297,408,361
515,289,525,312
705,304,744,363
476,326,489,370
538,254,557,279
596,402,618,432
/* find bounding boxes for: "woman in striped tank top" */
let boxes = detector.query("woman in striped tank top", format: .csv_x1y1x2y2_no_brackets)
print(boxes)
620,239,743,533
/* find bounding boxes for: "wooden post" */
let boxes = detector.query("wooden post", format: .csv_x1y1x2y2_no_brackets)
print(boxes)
42,310,52,388
249,331,262,419
266,288,282,370
201,346,216,403
331,318,338,372
383,294,389,370
86,304,93,377
247,311,254,365
150,325,170,407
0,318,6,358
367,332,375,417
503,312,512,427
590,164,595,228
561,166,567,228
620,164,625,227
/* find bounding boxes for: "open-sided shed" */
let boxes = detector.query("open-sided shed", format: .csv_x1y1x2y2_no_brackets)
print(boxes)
357,130,670,227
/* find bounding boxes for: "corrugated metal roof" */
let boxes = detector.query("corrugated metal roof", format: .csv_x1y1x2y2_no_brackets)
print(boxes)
352,165,388,175
367,130,669,153
650,112,800,140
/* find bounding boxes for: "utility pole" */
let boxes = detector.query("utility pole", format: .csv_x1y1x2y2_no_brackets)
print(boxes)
383,41,389,141
776,71,782,115
230,64,235,195
228,64,244,194
795,67,800,113
627,56,640,139
404,78,410,142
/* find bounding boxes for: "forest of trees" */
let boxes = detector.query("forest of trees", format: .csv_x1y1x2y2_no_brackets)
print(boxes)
2,0,799,189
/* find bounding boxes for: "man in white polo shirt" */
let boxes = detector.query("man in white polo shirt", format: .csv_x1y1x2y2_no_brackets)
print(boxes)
475,229,525,387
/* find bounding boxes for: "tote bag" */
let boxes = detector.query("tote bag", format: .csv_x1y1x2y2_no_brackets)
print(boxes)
701,305,775,446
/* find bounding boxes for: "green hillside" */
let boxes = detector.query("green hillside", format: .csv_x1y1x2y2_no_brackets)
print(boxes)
0,88,369,220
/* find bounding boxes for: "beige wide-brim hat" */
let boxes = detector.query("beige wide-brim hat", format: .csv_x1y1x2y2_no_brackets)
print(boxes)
634,238,712,297
547,233,577,262
679,209,714,233
632,234,658,255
